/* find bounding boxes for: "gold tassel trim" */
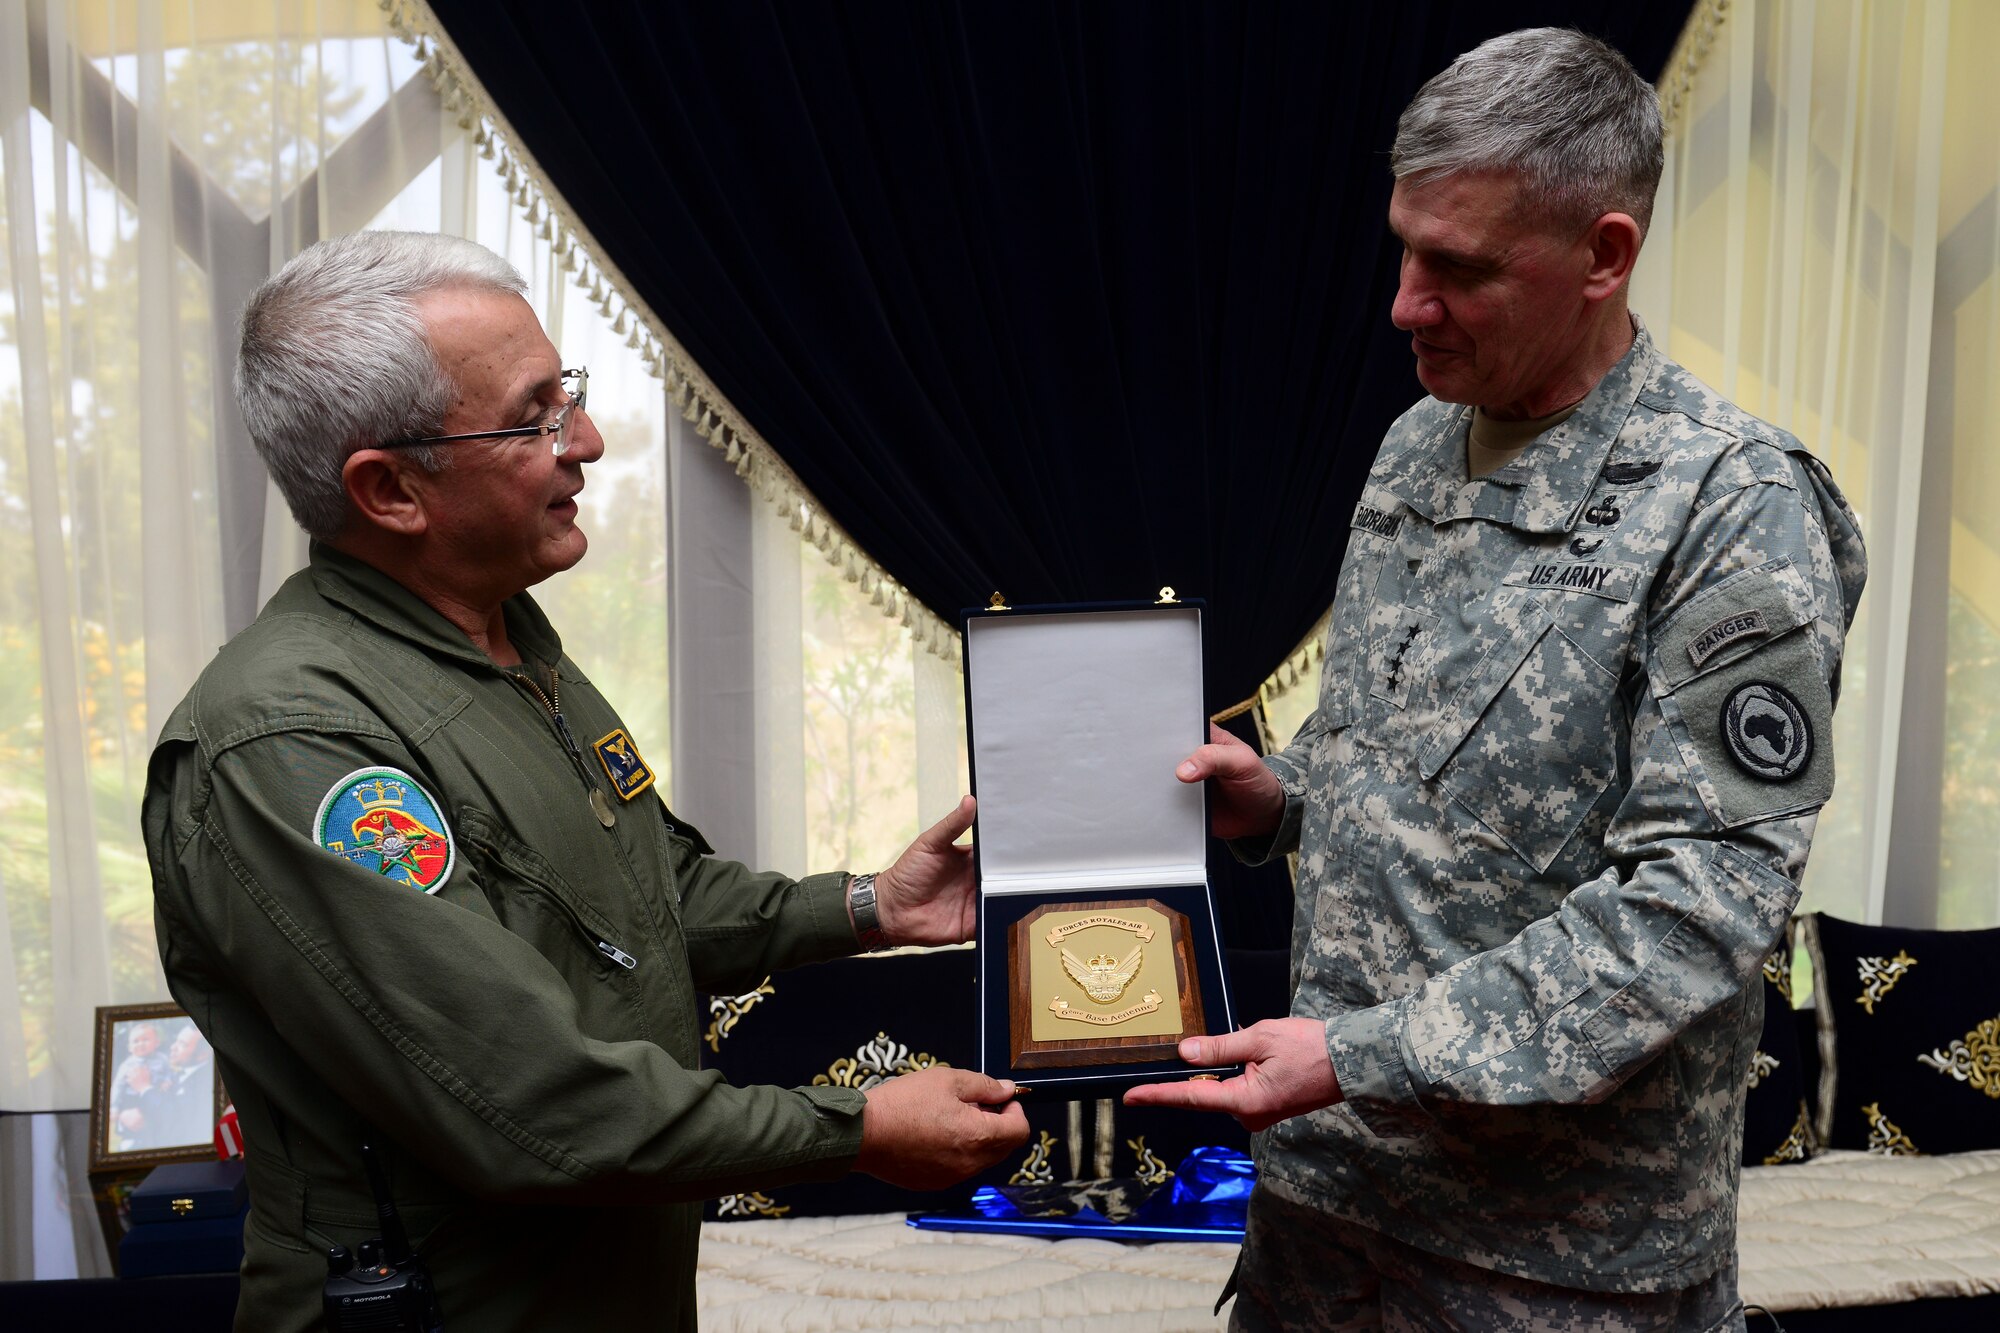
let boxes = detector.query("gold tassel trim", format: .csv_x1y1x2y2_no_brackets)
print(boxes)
380,0,961,665
1656,0,1731,142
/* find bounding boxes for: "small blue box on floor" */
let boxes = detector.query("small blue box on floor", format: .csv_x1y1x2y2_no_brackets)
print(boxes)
120,1160,248,1277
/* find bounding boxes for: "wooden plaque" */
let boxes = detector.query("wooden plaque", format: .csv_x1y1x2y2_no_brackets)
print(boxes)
1008,898,1206,1070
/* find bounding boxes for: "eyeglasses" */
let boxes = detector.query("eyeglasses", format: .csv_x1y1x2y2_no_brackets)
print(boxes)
381,367,589,456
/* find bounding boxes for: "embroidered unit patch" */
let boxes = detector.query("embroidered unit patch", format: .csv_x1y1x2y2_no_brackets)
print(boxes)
313,766,454,892
593,728,656,801
1721,681,1812,782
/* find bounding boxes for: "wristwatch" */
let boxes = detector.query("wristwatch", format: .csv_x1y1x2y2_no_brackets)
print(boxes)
847,872,888,951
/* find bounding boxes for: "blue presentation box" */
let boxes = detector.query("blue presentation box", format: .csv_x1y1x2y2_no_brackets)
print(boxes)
962,598,1239,1101
119,1160,248,1278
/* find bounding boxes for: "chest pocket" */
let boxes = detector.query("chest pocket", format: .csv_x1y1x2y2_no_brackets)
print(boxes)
456,807,653,1043
1416,596,1622,873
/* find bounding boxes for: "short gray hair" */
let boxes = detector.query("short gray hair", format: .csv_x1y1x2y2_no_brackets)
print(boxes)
1392,27,1663,237
237,231,528,540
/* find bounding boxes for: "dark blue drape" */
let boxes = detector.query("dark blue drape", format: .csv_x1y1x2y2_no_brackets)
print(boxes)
425,0,1689,948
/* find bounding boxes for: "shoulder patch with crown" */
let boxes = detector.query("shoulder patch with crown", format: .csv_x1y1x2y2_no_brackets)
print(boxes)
312,766,455,893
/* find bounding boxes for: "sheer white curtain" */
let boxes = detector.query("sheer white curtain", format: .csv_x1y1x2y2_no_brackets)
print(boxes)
0,0,677,1116
2,0,971,1123
0,0,446,1114
1632,0,1999,931
667,409,969,888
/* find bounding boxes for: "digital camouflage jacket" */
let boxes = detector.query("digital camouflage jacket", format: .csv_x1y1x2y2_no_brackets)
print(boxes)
1245,321,1866,1292
144,545,868,1332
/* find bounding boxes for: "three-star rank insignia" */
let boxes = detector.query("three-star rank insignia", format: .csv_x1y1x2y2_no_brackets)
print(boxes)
313,766,455,892
593,728,656,801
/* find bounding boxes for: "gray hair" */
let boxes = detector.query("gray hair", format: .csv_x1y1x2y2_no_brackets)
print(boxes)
1392,27,1663,237
237,231,528,539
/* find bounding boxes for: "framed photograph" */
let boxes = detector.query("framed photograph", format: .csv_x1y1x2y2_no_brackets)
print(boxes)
88,1003,223,1173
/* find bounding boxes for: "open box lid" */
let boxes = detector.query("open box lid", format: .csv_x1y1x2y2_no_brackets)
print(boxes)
963,603,1207,894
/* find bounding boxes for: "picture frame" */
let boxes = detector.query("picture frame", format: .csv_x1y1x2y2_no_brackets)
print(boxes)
88,1003,223,1173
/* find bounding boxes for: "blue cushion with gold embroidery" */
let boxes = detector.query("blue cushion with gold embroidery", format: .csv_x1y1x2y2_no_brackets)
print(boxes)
1809,913,2000,1155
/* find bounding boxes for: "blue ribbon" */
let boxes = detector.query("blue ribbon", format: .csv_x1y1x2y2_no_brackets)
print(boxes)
961,1146,1254,1232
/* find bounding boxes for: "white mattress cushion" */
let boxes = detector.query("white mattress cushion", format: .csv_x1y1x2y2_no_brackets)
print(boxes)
1738,1148,2000,1311
698,1151,2000,1326
697,1214,1236,1331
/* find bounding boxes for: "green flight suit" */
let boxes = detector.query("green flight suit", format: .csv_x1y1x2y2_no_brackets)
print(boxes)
142,543,868,1332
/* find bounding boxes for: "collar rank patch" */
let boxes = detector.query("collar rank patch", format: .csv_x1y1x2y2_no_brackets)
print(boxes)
313,766,455,892
1721,681,1813,782
593,728,656,801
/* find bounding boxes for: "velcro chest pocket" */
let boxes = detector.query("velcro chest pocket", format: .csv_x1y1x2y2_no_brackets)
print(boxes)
1649,557,1833,827
1416,596,1622,873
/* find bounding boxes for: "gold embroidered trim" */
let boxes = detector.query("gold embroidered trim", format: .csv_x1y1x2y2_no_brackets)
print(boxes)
1761,1101,1813,1165
1747,1050,1779,1090
1916,1016,2000,1099
1762,948,1794,1007
810,1031,947,1091
1128,1136,1174,1187
704,977,776,1052
715,1191,791,1219
1656,0,1731,143
380,1,961,665
1009,1130,1059,1185
1855,950,1917,1015
1862,1102,1919,1156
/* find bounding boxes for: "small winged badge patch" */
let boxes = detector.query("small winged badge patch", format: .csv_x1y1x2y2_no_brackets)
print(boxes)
593,728,656,801
1061,945,1144,1006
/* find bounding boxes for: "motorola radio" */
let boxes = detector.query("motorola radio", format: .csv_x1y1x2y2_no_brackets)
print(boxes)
322,1142,444,1332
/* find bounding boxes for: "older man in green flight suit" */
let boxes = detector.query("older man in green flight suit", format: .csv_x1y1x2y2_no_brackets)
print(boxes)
144,230,1027,1332
1132,27,1867,1332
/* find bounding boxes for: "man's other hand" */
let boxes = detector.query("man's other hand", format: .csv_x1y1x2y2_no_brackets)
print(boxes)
1176,723,1285,841
1121,1018,1343,1132
874,795,978,946
854,1067,1029,1190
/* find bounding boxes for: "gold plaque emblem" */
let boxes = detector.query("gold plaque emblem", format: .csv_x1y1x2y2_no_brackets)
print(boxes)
1009,899,1205,1068
1060,945,1144,1006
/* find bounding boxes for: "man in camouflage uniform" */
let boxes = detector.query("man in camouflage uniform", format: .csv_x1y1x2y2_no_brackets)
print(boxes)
1130,29,1865,1331
144,232,1026,1331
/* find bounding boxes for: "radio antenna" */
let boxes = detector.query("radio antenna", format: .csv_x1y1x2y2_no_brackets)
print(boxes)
359,1141,412,1266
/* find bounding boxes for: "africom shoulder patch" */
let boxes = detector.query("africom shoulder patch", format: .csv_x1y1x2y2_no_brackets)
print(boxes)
313,766,455,892
1720,681,1813,782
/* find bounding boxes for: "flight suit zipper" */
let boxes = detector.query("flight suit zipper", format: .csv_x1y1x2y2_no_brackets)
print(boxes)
511,667,619,829
505,661,690,1025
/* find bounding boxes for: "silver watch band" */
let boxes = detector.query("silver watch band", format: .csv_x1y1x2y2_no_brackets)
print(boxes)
848,872,888,950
